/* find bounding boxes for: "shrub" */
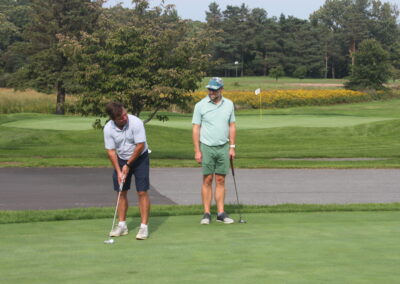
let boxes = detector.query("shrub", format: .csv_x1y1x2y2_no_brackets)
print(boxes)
191,89,397,109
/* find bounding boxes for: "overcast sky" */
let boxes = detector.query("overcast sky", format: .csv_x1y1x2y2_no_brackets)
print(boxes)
104,0,399,21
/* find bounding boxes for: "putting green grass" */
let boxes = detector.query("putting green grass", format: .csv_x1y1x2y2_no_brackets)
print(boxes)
1,212,399,283
2,115,105,131
2,113,394,131
148,114,394,129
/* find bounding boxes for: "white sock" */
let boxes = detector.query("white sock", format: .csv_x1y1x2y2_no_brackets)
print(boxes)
140,223,148,229
118,221,126,227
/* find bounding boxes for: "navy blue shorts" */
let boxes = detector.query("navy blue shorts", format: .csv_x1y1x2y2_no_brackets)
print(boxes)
112,151,150,192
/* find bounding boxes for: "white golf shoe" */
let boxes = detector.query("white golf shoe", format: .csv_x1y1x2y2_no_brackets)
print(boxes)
109,224,128,237
136,227,149,240
216,212,234,224
200,213,211,225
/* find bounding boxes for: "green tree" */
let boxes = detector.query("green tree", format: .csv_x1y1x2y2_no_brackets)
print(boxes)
66,0,211,123
10,0,103,114
345,39,391,90
269,65,285,81
293,66,308,79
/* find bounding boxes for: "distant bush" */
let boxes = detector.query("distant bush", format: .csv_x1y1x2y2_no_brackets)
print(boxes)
191,89,399,109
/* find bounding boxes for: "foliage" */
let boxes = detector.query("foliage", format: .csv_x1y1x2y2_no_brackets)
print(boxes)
64,0,211,123
345,39,391,90
269,66,285,81
293,66,308,79
7,0,103,114
191,89,396,109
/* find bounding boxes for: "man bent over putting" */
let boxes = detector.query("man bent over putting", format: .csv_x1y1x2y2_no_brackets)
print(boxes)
104,102,150,240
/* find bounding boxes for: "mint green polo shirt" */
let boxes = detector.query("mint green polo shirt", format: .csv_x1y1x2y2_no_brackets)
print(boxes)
192,96,236,146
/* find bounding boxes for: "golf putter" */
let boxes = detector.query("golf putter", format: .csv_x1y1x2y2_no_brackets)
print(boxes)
230,157,246,223
104,179,124,244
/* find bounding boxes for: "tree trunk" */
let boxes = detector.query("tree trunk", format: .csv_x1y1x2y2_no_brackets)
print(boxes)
325,54,329,79
331,60,335,79
349,39,356,75
55,81,65,115
131,96,142,118
263,54,267,76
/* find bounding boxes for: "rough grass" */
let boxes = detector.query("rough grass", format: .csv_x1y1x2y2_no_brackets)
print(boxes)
0,88,76,114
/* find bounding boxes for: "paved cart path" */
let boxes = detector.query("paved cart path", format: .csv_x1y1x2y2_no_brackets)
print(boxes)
1,168,400,210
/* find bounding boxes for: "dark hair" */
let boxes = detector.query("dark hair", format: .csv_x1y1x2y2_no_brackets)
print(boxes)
105,102,124,120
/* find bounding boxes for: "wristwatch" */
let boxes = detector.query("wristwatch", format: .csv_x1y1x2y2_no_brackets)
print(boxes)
229,144,236,148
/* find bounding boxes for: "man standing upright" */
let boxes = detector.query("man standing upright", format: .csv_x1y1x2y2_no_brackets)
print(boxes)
104,102,150,240
192,77,236,225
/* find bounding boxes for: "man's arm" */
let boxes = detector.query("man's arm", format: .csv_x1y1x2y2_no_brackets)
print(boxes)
229,122,236,159
121,142,145,177
107,149,124,184
192,124,202,163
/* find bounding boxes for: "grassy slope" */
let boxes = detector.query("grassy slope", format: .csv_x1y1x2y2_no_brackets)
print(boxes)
1,212,399,284
1,99,400,168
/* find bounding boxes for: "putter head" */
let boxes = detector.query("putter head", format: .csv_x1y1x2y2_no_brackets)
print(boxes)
104,239,114,244
239,219,247,223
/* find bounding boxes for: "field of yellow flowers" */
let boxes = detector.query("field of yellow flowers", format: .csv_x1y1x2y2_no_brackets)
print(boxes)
191,89,392,109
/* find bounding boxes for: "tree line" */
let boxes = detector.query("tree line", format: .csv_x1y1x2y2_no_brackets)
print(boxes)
0,0,399,117
205,0,400,79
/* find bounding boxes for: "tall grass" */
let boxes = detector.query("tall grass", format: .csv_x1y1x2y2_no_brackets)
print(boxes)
0,88,76,114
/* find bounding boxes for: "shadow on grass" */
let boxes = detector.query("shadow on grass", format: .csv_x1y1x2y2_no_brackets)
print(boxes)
128,214,169,235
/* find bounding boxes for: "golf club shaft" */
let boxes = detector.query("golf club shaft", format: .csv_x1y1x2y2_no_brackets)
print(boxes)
109,180,124,233
230,158,243,220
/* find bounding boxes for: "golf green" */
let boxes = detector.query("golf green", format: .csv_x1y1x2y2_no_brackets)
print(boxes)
2,114,393,131
1,212,399,283
148,114,393,129
2,116,105,131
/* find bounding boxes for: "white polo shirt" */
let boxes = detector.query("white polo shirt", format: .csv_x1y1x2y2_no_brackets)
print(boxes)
104,114,148,160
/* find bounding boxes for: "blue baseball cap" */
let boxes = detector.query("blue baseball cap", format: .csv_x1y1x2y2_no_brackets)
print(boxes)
206,77,224,90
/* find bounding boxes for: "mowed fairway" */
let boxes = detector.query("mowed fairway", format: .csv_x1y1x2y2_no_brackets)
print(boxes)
2,99,400,168
1,212,399,283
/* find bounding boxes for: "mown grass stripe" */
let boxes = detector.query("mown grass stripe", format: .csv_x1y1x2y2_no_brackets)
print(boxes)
1,203,399,224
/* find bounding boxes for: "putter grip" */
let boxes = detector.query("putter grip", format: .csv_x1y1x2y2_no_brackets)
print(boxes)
230,157,235,176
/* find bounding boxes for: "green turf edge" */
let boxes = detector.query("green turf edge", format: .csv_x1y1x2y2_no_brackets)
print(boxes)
1,203,400,224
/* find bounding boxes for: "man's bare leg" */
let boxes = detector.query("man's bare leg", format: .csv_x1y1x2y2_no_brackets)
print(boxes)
202,174,214,213
137,191,150,225
215,174,226,214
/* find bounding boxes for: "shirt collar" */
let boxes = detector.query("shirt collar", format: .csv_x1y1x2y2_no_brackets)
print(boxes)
111,118,129,131
207,95,225,105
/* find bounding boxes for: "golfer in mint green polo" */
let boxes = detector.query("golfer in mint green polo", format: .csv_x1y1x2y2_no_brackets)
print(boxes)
192,77,236,225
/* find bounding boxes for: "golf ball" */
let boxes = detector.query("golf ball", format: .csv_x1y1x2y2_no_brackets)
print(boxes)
104,239,114,244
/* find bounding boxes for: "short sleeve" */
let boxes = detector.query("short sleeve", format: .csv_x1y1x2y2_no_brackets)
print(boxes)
192,103,202,125
229,102,236,123
104,126,115,150
132,119,146,144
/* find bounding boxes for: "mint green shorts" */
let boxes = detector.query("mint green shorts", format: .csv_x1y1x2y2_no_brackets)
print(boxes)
200,143,229,175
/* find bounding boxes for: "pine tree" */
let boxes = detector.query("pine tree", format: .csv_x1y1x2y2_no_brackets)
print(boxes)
345,39,391,90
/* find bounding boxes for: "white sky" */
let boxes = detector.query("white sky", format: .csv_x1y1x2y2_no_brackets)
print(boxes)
104,0,400,21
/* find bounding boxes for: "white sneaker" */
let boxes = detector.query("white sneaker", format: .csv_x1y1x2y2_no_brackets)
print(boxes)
136,227,149,240
216,212,234,224
200,213,211,225
109,225,128,237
